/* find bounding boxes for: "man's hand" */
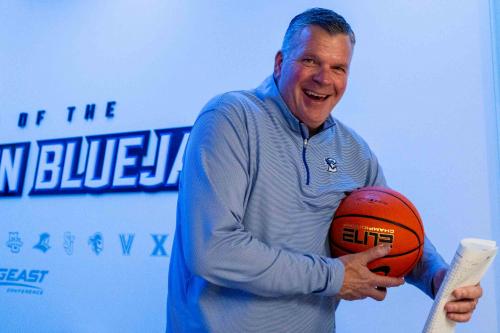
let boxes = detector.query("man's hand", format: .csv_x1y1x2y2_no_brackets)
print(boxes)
338,244,405,301
433,268,483,322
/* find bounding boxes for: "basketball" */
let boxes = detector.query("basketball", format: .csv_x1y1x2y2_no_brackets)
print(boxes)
330,186,424,277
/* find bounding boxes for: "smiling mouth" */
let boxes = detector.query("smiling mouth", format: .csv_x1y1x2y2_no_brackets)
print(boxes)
303,89,330,101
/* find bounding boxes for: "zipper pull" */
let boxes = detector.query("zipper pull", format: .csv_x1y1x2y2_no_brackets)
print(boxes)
303,138,308,146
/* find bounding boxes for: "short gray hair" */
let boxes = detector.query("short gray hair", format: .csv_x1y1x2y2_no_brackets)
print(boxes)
281,8,355,57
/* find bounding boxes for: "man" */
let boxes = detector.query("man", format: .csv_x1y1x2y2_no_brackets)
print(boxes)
167,8,482,332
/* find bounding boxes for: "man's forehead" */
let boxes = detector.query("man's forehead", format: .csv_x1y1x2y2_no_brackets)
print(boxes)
288,26,353,58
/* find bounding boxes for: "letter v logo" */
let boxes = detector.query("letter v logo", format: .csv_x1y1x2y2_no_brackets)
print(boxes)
119,234,135,256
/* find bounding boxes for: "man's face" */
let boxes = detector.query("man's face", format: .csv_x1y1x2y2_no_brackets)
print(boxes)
274,25,353,132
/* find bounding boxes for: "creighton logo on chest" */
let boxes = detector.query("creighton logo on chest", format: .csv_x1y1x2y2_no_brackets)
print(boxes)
325,158,337,173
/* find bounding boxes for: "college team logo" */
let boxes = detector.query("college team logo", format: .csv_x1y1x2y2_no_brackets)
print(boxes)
33,233,51,253
88,233,104,255
325,157,338,173
63,232,75,255
151,234,169,257
119,234,135,256
6,232,23,253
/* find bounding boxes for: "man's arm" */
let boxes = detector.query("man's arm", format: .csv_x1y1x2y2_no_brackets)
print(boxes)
406,235,449,298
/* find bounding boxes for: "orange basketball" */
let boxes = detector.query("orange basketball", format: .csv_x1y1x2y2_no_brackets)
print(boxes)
330,186,424,277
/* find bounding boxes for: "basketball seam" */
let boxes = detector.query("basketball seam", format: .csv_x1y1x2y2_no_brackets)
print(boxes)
356,188,424,242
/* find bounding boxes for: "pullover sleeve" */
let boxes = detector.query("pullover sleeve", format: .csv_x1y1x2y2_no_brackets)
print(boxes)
406,235,449,298
177,99,344,297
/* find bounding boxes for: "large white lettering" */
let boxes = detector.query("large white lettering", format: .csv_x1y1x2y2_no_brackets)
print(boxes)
34,143,64,190
0,143,30,195
24,127,190,196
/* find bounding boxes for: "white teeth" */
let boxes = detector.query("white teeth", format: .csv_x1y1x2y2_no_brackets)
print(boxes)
305,90,327,99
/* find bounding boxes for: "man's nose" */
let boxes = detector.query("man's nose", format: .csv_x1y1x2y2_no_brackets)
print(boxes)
312,67,333,85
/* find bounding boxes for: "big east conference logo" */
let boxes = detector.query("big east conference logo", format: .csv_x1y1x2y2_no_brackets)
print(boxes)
0,101,191,196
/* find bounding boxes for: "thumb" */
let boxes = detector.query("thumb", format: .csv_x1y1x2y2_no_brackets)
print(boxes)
360,244,391,264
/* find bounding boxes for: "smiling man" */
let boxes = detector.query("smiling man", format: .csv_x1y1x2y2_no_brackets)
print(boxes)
167,8,482,332
274,25,352,134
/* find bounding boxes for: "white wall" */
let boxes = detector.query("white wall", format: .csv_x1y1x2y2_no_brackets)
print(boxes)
335,1,500,331
0,1,498,332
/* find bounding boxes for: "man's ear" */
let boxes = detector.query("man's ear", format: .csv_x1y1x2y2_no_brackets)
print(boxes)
274,51,283,80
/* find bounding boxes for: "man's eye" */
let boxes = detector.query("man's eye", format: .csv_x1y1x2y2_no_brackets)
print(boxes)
302,58,315,65
333,66,346,73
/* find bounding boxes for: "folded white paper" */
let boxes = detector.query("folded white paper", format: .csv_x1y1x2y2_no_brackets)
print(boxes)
423,238,497,333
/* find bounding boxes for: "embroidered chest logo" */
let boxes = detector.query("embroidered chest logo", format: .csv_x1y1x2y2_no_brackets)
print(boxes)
325,158,337,173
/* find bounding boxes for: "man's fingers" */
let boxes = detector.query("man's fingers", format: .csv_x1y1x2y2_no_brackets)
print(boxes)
452,284,483,300
366,286,388,301
372,274,405,288
445,299,478,314
360,244,392,264
447,312,473,323
443,283,482,324
338,245,405,302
